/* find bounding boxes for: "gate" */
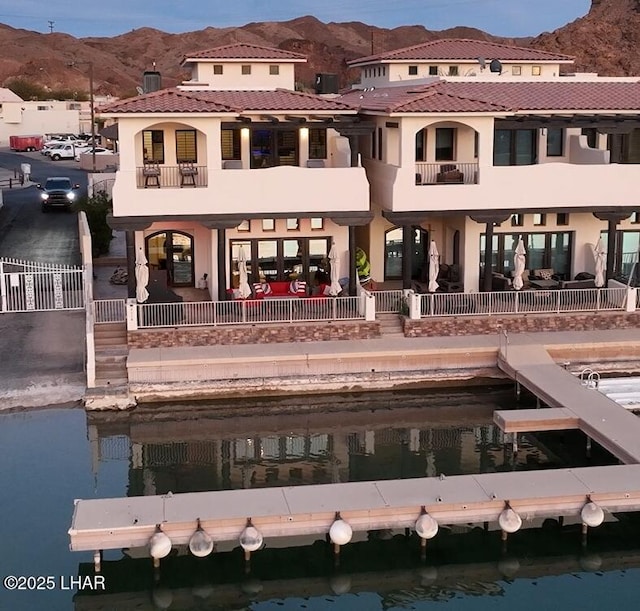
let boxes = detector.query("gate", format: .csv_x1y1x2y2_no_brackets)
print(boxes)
0,258,85,312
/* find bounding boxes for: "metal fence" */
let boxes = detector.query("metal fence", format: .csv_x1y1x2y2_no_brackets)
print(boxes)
137,295,364,328
418,288,628,318
414,161,479,185
372,290,405,314
0,258,85,312
135,165,208,189
93,299,127,323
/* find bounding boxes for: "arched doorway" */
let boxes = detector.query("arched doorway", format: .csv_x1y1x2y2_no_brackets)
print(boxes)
145,231,194,287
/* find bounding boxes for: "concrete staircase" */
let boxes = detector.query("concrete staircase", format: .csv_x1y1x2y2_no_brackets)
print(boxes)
93,322,128,388
377,313,405,338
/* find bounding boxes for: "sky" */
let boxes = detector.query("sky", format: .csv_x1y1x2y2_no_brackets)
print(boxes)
0,0,591,39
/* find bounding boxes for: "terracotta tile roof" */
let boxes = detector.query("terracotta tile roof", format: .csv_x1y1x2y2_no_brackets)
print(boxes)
339,82,510,113
349,39,574,66
98,88,357,114
183,43,307,62
98,89,240,113
340,80,640,114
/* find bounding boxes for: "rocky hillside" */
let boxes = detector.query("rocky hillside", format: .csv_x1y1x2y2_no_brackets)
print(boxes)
0,1,636,98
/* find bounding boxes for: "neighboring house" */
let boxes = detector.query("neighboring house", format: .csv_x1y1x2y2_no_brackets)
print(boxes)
100,39,640,299
99,43,371,299
342,38,640,292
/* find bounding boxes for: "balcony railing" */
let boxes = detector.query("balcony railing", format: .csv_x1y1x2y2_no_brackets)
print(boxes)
415,162,479,185
136,165,208,189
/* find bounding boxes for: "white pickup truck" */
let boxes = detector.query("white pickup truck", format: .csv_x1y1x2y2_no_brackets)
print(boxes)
47,142,89,161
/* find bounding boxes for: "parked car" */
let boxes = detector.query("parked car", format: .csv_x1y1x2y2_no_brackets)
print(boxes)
37,177,81,212
74,147,112,161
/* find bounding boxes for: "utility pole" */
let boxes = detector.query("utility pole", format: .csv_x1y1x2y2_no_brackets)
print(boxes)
68,60,96,173
48,21,55,33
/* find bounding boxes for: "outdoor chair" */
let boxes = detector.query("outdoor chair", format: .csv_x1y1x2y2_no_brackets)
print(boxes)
179,162,198,187
142,161,161,188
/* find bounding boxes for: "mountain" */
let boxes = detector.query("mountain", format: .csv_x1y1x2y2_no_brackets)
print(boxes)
0,1,636,99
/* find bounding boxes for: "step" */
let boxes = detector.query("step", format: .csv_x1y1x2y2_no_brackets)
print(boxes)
93,378,129,389
94,337,128,348
95,355,127,366
94,327,127,338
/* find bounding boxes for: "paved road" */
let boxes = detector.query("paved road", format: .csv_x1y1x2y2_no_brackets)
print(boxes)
0,150,87,263
0,150,88,409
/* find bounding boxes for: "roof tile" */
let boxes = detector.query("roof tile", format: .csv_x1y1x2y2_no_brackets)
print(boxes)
183,43,307,62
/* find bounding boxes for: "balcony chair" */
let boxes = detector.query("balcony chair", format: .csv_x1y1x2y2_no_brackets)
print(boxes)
436,164,464,184
179,162,198,187
142,161,161,188
306,159,325,168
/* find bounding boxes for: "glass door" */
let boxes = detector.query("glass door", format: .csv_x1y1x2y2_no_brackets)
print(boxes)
145,231,194,287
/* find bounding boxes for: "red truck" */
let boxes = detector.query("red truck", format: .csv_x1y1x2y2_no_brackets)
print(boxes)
9,135,44,152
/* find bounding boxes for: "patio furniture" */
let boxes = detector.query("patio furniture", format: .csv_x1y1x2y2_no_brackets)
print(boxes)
179,162,198,187
436,165,464,184
306,159,325,168
529,279,560,290
251,280,307,298
142,162,161,188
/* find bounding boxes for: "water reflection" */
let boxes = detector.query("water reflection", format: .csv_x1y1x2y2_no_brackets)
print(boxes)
88,389,598,498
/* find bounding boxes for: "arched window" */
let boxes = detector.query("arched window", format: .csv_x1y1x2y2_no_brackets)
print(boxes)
145,230,194,287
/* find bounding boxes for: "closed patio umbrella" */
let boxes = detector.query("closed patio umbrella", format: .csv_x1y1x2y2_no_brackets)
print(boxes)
512,238,526,291
237,245,252,298
428,241,440,293
328,242,342,296
135,247,149,303
593,238,606,288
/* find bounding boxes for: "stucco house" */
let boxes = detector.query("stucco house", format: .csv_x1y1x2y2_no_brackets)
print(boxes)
99,39,640,300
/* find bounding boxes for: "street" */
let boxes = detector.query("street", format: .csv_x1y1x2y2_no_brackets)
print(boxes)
0,150,89,409
0,149,87,263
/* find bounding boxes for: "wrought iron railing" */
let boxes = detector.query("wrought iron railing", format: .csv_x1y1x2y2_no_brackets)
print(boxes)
414,162,479,185
135,165,208,189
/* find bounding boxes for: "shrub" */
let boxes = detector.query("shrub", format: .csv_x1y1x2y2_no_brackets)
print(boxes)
73,191,113,257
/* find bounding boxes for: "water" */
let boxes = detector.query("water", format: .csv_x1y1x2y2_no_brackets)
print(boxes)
1,389,639,610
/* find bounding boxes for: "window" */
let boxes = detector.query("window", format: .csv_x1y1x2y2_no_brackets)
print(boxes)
262,219,275,232
493,129,536,166
286,218,299,231
142,130,164,163
371,129,377,158
237,220,250,232
415,129,426,162
310,218,324,230
309,128,327,159
408,65,418,76
175,129,197,163
241,65,251,75
511,214,524,227
581,128,597,148
533,213,546,226
448,66,459,76
435,128,455,161
213,65,223,75
512,65,522,76
377,127,383,160
221,129,241,160
546,128,564,157
428,66,438,76
269,65,280,75
383,67,386,76
532,65,541,76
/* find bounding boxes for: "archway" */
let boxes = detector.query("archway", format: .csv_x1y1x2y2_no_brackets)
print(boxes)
145,230,194,287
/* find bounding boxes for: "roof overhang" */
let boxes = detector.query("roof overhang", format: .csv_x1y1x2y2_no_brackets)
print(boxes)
497,113,640,131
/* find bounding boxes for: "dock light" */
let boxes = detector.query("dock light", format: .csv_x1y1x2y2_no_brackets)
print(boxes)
498,501,522,540
239,518,263,563
329,512,353,546
415,507,439,540
148,524,172,568
189,518,214,558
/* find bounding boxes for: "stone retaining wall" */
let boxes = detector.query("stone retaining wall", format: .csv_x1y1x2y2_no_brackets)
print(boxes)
129,321,381,348
404,311,640,337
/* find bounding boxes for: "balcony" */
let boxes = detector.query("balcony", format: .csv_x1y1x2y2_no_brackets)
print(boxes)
415,162,479,185
113,165,370,218
136,164,208,189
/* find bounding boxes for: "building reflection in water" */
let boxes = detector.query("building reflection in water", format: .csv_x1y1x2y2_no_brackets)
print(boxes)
86,389,570,498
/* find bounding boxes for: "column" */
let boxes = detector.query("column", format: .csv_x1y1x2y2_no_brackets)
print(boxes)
402,225,413,289
347,135,359,167
483,221,494,293
125,230,136,299
348,225,357,296
217,227,226,300
593,212,632,281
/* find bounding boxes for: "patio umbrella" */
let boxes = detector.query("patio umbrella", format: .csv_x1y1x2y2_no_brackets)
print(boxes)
428,240,440,293
593,238,606,288
328,242,342,296
512,238,526,291
135,247,149,303
237,245,252,298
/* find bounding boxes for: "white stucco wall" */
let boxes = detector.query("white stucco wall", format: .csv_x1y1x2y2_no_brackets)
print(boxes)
185,62,297,91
